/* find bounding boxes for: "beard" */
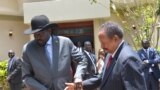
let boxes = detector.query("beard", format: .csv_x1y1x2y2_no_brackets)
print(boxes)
36,40,46,47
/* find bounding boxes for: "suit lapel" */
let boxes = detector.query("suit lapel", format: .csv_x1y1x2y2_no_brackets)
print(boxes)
148,48,151,59
101,56,117,88
101,42,124,88
51,36,60,77
9,57,17,71
90,53,97,73
101,55,110,79
84,51,90,62
84,51,96,73
38,45,51,71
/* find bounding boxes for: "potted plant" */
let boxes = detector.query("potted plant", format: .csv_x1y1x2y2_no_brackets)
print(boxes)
0,60,9,90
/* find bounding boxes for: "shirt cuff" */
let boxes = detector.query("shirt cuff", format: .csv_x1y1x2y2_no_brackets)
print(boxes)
74,78,82,83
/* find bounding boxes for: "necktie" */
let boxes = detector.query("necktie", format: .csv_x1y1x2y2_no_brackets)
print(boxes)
106,55,113,69
145,49,149,59
45,44,52,66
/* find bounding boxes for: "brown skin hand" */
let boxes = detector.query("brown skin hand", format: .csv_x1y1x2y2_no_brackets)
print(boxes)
65,83,75,90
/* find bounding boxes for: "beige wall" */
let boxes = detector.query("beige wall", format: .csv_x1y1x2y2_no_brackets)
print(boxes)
0,0,22,16
0,15,29,60
23,0,110,23
93,19,106,56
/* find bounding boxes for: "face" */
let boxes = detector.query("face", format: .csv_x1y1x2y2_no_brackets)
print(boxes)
98,29,120,54
142,41,150,49
77,42,81,47
34,29,51,46
8,52,15,58
84,43,92,52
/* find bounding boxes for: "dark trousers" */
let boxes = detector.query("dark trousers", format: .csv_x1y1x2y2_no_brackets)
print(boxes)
146,72,159,90
9,83,22,90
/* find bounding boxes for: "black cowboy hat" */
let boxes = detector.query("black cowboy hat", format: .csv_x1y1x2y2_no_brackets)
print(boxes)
24,15,58,34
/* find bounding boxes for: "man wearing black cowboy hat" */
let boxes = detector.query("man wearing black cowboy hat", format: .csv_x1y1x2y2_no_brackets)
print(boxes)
22,15,87,90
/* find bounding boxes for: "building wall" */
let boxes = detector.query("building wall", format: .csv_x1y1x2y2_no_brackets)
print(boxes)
23,0,110,23
0,15,29,60
0,0,22,16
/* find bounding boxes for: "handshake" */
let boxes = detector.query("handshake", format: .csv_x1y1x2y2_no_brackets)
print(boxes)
65,79,83,90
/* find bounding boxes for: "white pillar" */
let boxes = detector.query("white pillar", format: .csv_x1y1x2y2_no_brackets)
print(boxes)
93,19,106,57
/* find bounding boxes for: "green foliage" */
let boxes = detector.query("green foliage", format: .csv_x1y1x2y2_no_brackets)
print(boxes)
156,0,160,15
89,0,160,50
110,1,159,50
0,60,9,90
122,4,156,49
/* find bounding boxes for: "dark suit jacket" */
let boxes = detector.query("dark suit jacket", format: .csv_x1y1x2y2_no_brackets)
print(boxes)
83,50,97,80
83,42,147,90
138,47,160,79
7,57,22,84
22,36,87,90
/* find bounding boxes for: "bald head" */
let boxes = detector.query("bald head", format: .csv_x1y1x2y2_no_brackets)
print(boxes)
8,50,15,58
141,39,150,49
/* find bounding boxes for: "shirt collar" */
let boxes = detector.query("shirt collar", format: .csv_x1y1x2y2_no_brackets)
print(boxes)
84,50,90,54
143,48,146,51
46,36,52,45
143,48,149,51
10,56,15,61
111,40,124,58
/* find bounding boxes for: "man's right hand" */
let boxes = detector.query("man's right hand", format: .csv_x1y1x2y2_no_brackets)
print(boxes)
143,60,149,64
65,83,75,90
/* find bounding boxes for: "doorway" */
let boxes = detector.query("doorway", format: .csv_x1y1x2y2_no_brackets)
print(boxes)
53,21,94,48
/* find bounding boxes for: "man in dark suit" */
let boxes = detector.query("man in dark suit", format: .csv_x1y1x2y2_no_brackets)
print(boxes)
138,39,160,90
7,50,22,90
65,21,147,90
83,41,97,81
22,15,87,90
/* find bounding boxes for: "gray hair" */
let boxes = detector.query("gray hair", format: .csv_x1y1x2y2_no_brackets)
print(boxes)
100,21,124,39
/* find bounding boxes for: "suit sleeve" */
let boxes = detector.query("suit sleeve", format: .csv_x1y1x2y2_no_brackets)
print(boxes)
68,38,88,80
82,74,101,90
9,58,22,79
121,57,147,90
22,45,48,90
149,48,160,64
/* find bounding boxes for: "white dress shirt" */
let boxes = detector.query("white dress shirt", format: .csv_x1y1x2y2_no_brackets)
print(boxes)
112,40,124,58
